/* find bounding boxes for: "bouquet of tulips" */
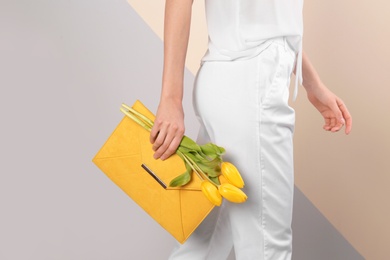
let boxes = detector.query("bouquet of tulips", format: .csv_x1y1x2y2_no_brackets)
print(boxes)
120,103,248,206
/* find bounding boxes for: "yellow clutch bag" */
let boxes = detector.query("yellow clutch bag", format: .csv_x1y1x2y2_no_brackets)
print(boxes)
91,100,216,244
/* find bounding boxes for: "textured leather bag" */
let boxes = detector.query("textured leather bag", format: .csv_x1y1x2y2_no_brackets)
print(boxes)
92,100,216,244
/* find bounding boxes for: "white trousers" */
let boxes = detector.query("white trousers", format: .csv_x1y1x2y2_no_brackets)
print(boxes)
169,37,297,260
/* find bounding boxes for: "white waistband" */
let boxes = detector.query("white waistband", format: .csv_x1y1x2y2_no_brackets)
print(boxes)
200,36,303,101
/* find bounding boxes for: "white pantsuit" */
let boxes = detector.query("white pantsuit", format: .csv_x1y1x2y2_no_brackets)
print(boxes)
168,36,298,260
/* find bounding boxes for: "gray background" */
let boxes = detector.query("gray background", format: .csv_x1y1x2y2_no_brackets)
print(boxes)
0,1,363,259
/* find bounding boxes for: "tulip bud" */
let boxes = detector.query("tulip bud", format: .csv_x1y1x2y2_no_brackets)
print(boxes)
201,181,222,206
221,162,245,188
218,183,248,203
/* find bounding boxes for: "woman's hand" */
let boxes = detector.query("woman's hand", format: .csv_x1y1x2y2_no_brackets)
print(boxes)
306,83,352,134
150,98,185,160
300,51,352,134
150,0,193,160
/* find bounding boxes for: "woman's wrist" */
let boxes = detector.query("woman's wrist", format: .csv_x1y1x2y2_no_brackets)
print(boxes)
303,78,325,93
301,51,326,93
160,77,184,104
160,91,183,105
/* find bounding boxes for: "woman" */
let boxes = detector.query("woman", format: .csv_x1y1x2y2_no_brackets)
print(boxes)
149,0,352,259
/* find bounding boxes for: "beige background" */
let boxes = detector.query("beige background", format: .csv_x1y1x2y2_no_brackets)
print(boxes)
128,0,390,259
295,1,390,259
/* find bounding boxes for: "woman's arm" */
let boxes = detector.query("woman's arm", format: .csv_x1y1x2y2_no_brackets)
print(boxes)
300,50,352,134
150,0,194,160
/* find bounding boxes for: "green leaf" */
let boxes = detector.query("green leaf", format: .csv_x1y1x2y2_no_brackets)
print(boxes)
209,176,220,186
169,170,191,187
202,156,222,168
199,143,218,159
176,149,186,161
211,143,226,155
200,143,226,158
198,163,221,177
216,145,225,155
180,136,201,152
185,161,193,176
191,151,207,162
184,152,221,178
177,146,193,154
185,152,202,164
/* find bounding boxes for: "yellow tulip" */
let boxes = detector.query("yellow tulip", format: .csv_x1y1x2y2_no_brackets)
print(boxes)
218,183,248,203
221,162,245,188
201,181,222,206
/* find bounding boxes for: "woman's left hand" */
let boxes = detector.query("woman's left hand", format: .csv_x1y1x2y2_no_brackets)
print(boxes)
306,83,352,134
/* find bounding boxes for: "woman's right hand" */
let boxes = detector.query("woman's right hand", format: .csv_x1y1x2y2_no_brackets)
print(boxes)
150,97,185,161
150,0,193,160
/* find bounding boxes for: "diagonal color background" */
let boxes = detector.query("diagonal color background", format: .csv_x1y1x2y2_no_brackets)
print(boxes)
0,0,388,259
128,1,390,259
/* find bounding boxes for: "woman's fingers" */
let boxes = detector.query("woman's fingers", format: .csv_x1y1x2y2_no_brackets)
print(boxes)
149,100,185,160
153,126,173,159
308,86,352,135
151,122,184,160
332,98,352,134
150,122,161,144
338,102,353,135
151,126,167,152
330,98,344,124
160,135,183,160
323,117,331,131
323,97,352,134
330,117,337,130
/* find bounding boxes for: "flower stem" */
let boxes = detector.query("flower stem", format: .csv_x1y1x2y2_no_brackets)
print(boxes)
120,107,152,131
177,150,204,181
185,153,220,187
121,103,154,128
